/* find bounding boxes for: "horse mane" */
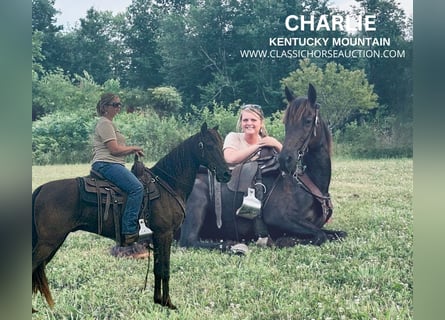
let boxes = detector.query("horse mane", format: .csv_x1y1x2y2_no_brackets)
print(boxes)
151,133,199,187
283,97,333,156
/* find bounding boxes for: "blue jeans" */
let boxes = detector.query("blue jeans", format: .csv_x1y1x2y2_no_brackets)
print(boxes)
92,161,143,235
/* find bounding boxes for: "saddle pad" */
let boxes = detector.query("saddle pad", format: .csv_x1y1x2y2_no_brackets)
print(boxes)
227,161,258,193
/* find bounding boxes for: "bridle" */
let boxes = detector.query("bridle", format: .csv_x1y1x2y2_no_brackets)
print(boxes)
197,133,221,176
294,104,320,176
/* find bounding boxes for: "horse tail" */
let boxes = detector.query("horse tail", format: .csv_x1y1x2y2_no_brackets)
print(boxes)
32,263,54,308
32,185,55,308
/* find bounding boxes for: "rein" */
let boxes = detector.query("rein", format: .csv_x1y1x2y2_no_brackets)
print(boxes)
296,172,333,223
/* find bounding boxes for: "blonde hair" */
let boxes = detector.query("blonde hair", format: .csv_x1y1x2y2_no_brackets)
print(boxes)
96,93,118,116
237,104,268,137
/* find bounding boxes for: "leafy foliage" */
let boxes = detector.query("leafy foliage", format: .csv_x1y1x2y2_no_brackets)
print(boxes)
32,111,95,165
32,69,102,116
335,117,413,158
188,101,240,138
149,86,183,117
281,59,378,131
31,0,413,161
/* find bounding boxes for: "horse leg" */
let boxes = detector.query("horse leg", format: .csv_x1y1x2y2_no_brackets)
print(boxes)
264,209,329,245
152,231,176,309
322,228,348,241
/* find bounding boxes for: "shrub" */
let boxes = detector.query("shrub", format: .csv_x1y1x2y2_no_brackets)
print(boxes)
33,69,103,116
334,117,413,158
149,86,183,117
188,101,239,138
32,111,95,165
265,110,285,142
115,110,192,162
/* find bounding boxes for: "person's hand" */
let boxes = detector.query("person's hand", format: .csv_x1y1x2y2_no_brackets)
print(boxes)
133,147,144,157
259,136,282,151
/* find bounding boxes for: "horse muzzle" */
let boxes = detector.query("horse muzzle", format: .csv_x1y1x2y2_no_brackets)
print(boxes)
214,169,231,183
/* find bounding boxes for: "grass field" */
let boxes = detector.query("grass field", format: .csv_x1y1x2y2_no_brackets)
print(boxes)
32,158,413,319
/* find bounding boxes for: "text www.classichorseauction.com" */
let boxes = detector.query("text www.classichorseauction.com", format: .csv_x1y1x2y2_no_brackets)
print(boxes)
240,14,408,60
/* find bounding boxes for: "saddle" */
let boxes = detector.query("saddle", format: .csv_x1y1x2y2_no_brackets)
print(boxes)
78,166,160,244
227,161,258,193
217,150,280,222
227,148,279,193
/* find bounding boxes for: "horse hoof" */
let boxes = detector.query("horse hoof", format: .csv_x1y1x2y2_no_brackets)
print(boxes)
230,243,248,255
155,298,177,310
167,303,177,310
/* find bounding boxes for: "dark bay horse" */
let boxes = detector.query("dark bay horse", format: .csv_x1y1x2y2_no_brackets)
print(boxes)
32,123,231,311
179,85,346,250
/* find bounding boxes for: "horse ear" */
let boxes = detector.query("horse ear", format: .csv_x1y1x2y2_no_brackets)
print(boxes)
308,83,317,106
285,86,294,102
201,122,208,133
212,125,219,131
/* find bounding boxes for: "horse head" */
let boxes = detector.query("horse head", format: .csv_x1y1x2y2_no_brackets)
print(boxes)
279,84,327,175
196,122,231,183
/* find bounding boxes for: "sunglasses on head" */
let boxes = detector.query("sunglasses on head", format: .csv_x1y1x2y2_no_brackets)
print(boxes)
241,104,262,110
108,102,122,108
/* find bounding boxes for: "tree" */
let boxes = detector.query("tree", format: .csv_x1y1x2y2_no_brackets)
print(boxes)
353,0,413,120
32,0,63,72
32,0,60,34
281,59,378,130
32,31,45,76
123,0,164,88
74,9,126,84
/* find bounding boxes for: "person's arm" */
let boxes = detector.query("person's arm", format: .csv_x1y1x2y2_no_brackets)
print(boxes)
105,140,144,157
260,136,282,152
224,143,260,164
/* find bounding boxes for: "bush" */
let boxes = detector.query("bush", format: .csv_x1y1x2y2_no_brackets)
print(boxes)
265,110,285,142
149,86,183,117
334,117,413,158
32,111,95,165
116,110,193,162
32,70,104,116
32,109,195,165
32,97,412,165
188,101,239,138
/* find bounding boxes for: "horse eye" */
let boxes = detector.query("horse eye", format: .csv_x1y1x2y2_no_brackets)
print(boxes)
304,118,313,126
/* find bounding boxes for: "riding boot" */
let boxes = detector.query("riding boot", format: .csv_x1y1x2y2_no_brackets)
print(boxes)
121,233,139,247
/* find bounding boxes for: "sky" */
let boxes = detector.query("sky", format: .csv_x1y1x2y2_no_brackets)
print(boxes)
54,0,413,28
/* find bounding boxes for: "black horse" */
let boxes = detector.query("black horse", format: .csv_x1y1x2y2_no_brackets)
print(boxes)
32,123,231,311
179,85,346,250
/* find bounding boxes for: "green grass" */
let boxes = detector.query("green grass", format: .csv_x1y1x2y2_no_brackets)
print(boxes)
32,158,413,319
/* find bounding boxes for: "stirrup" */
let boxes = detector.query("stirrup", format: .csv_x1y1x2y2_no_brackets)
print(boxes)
236,188,261,220
139,219,153,237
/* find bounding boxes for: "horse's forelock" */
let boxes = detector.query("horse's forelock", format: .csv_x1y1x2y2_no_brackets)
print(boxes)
283,98,310,126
